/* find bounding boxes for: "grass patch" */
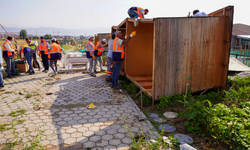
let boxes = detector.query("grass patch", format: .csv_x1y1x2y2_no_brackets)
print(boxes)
12,97,22,103
0,124,11,132
9,109,27,117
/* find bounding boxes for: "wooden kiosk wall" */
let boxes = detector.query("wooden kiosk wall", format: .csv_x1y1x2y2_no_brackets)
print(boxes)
153,6,234,99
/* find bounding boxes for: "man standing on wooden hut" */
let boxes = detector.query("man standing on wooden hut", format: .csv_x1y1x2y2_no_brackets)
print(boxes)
86,36,96,77
128,7,149,19
112,31,136,89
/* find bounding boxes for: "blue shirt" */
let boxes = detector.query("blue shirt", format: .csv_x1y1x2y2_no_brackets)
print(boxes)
23,47,32,55
193,12,207,17
0,47,3,64
107,39,114,58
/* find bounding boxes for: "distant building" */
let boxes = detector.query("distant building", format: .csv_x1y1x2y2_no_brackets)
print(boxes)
80,35,86,40
232,23,250,49
63,35,71,39
0,32,19,39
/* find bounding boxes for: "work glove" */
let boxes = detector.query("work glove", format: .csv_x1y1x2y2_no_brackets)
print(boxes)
125,35,128,39
93,56,96,59
130,31,136,37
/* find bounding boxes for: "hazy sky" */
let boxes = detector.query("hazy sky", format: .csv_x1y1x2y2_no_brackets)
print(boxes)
0,0,249,35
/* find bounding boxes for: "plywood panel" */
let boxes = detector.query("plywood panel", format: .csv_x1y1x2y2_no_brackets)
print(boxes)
125,21,154,76
153,17,229,99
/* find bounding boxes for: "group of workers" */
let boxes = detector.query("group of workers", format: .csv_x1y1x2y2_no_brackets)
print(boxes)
0,6,207,89
0,36,63,88
86,30,136,90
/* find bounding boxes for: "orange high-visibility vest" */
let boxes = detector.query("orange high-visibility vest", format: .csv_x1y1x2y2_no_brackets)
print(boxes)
48,43,60,59
86,41,95,56
2,40,14,58
112,37,124,61
39,42,49,55
136,7,145,18
96,41,104,56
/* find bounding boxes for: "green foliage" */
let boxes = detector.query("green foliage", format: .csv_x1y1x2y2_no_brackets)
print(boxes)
224,87,250,101
9,109,26,117
33,36,39,39
142,92,150,106
0,123,11,132
44,34,52,39
127,83,138,94
19,29,27,39
102,55,106,60
155,93,184,110
197,91,223,102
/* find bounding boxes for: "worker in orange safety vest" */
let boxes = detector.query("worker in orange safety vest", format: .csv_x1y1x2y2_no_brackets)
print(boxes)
93,39,108,73
38,36,51,73
2,36,18,77
48,38,61,75
128,7,149,18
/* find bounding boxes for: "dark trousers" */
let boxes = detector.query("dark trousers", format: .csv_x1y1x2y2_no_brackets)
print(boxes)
4,58,16,76
41,54,49,70
112,62,122,87
32,52,41,68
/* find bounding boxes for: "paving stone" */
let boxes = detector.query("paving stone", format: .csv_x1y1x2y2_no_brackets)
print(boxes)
89,126,100,132
76,137,88,143
66,128,76,133
83,141,96,148
90,135,101,142
83,131,94,137
64,137,76,145
121,137,132,144
109,139,121,146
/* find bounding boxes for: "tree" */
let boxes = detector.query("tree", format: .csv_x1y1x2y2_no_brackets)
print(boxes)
33,36,39,39
44,34,52,39
19,29,27,39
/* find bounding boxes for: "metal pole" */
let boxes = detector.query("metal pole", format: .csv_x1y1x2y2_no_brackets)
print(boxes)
0,24,19,47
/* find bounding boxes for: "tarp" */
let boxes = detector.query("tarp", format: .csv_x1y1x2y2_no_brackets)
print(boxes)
229,57,250,71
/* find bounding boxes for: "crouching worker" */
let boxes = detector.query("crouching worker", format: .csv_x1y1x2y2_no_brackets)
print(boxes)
48,38,61,75
112,31,136,89
106,33,116,82
94,39,108,73
19,45,35,75
86,36,96,77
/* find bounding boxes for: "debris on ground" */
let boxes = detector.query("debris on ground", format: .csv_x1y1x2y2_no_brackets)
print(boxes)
163,112,178,119
174,133,194,144
158,124,176,132
86,103,96,109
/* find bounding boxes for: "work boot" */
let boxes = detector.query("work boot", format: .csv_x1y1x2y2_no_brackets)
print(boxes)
38,68,41,71
101,69,106,72
42,70,46,72
106,79,112,82
114,86,122,90
29,71,33,75
94,70,97,74
12,73,20,76
90,73,96,77
45,70,48,73
25,71,30,74
32,71,35,74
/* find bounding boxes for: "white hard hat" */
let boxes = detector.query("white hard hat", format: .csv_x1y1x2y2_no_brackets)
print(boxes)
102,39,106,42
88,36,94,39
51,38,56,42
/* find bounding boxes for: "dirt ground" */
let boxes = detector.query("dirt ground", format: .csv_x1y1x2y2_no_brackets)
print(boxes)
132,95,231,150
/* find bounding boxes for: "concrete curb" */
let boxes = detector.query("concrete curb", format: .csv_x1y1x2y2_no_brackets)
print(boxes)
125,93,160,137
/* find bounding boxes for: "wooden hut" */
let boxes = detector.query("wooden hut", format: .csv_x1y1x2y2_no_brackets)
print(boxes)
114,6,234,100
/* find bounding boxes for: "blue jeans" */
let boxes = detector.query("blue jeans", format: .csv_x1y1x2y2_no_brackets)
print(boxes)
112,62,122,87
50,61,57,73
4,58,16,76
0,64,4,87
128,8,139,18
25,52,34,72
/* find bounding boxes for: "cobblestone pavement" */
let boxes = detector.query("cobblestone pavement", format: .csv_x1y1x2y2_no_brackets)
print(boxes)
0,71,157,150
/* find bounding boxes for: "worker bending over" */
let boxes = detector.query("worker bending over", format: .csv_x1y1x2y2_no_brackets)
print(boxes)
94,39,108,73
2,36,18,77
86,36,96,77
19,45,34,75
128,7,149,18
39,36,50,73
25,38,42,71
112,31,136,89
48,38,61,75
106,33,116,82
193,9,207,17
